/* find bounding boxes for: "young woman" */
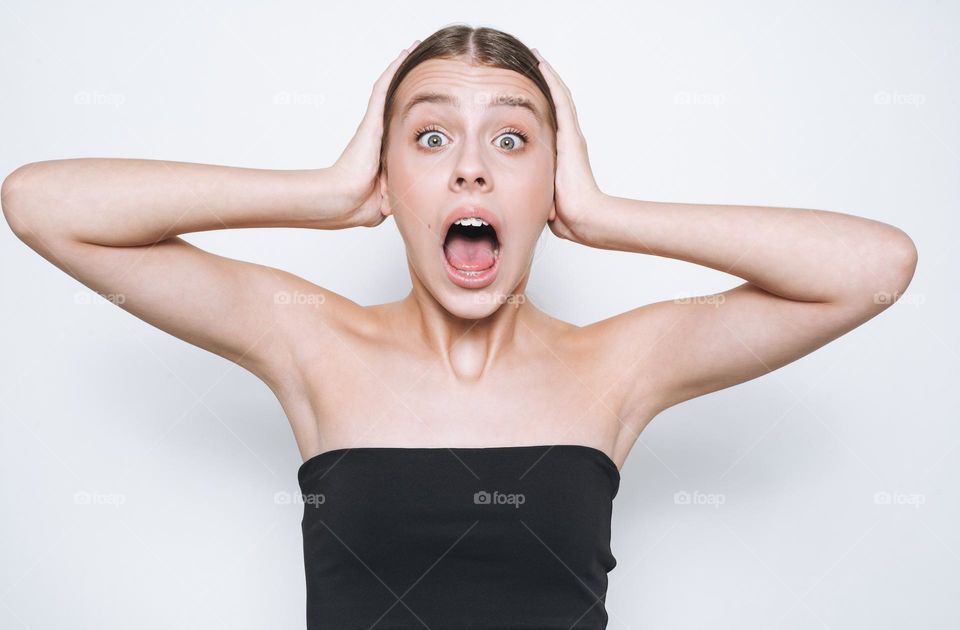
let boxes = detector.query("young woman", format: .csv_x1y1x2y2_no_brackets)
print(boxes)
2,24,917,630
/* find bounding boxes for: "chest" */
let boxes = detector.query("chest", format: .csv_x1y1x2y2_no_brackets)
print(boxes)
290,331,623,450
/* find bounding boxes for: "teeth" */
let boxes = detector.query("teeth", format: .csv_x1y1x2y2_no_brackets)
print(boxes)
454,217,489,227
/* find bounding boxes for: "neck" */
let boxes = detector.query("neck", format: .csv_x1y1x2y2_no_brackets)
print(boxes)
396,267,536,382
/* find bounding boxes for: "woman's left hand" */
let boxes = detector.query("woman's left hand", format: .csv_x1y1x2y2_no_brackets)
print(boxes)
532,48,606,243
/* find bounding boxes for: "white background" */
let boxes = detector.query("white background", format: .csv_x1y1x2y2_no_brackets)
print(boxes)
1,1,956,628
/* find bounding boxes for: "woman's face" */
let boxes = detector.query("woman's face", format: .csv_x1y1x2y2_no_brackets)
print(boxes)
380,57,556,319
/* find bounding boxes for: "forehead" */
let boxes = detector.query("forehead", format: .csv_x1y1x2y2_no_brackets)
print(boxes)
395,58,548,125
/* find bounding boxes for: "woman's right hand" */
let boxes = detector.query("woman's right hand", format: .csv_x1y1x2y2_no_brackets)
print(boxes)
326,39,421,228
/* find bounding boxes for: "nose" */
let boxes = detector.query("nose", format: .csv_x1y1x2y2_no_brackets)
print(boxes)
449,134,490,193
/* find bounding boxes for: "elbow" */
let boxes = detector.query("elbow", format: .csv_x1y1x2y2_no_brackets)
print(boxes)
870,226,918,307
2,161,62,247
1,162,40,240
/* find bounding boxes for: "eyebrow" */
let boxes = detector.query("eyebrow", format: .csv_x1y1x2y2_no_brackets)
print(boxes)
399,91,544,125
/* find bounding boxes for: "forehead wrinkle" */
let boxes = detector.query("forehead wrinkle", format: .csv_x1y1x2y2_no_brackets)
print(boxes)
399,89,544,126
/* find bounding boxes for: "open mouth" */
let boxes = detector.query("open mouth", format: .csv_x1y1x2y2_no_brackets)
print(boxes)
442,217,502,288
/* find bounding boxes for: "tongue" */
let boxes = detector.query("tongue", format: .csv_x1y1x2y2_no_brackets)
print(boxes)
444,232,497,270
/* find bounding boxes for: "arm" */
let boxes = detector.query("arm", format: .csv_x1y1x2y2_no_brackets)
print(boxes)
1,159,357,393
532,50,918,435
578,195,917,423
0,43,419,394
3,158,374,245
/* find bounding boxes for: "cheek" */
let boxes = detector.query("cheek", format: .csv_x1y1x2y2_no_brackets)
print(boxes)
503,158,555,216
386,163,447,245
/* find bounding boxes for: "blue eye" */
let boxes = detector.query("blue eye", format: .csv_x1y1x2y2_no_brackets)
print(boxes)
494,131,527,151
415,128,449,149
413,126,531,152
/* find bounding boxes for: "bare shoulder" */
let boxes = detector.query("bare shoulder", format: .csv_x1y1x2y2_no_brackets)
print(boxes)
571,301,675,434
267,273,383,394
567,276,902,453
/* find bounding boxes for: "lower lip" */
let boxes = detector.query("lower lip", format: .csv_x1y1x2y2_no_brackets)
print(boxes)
441,244,501,289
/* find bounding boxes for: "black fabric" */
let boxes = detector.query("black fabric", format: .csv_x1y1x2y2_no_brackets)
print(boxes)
298,444,620,630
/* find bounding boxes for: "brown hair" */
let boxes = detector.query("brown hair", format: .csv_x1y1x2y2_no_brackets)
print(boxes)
380,24,558,174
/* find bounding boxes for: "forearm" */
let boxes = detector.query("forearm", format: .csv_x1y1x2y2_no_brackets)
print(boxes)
1,158,353,246
576,194,917,304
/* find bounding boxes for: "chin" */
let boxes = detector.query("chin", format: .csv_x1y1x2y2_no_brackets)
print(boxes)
437,286,511,320
431,253,531,320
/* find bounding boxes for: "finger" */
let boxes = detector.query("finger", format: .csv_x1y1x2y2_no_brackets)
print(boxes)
533,51,583,137
533,49,570,101
371,39,420,106
533,50,577,124
361,44,418,130
372,48,411,102
542,55,580,126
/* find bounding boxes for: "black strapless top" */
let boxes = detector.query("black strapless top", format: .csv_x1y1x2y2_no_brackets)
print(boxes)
297,444,621,630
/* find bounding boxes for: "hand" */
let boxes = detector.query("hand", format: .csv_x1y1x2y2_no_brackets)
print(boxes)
327,39,420,228
532,48,606,243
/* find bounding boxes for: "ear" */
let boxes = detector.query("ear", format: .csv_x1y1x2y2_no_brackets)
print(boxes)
548,200,556,222
378,169,393,217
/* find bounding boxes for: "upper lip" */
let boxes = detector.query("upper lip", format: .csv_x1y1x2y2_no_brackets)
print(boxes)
440,205,502,246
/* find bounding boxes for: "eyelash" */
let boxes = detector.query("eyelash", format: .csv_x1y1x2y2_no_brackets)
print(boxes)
413,125,530,152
